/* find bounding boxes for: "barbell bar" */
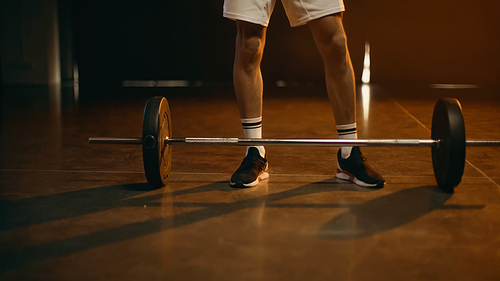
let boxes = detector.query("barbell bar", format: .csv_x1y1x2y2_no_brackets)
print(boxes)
88,137,500,147
88,96,500,193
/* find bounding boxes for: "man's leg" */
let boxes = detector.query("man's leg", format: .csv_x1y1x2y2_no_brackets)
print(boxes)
308,15,355,128
233,20,266,120
308,14,385,188
230,20,269,188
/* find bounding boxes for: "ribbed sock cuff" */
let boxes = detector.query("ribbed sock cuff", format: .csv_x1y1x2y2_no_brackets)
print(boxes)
242,117,265,158
337,123,357,159
336,123,357,139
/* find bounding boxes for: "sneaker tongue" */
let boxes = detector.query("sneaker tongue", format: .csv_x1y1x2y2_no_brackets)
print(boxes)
351,146,361,156
247,147,261,157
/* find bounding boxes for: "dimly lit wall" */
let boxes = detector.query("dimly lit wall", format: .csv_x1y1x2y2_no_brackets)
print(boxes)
71,0,235,85
346,0,500,87
260,0,500,87
0,0,61,85
71,0,500,87
1,0,499,87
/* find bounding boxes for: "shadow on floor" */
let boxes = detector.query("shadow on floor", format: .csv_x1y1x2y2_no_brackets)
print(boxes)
318,185,458,239
0,180,485,273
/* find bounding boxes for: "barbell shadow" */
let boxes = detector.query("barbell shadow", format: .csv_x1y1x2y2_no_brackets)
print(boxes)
0,181,213,273
0,179,486,273
0,180,239,232
0,179,368,272
0,183,155,231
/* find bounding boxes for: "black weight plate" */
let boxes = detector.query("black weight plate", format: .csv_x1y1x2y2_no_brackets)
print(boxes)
431,98,466,192
142,96,172,188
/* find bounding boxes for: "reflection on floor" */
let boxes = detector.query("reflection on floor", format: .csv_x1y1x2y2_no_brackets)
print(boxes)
1,83,499,280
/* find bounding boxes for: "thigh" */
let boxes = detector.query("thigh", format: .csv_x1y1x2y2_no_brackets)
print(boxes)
308,13,345,44
281,0,345,27
224,0,277,27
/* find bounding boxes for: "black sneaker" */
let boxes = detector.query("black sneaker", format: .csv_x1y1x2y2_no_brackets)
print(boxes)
336,147,385,188
230,147,269,188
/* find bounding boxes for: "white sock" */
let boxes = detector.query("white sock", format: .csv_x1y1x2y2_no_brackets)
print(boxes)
337,123,357,159
242,117,265,158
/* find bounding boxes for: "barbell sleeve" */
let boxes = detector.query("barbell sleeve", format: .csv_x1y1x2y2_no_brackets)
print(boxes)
465,140,500,147
89,137,142,144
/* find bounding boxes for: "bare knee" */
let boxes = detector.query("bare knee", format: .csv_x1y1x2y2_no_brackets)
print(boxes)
309,16,350,70
236,36,264,64
318,31,349,68
235,21,267,71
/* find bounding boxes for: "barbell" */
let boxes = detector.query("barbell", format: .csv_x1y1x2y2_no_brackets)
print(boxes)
89,96,500,192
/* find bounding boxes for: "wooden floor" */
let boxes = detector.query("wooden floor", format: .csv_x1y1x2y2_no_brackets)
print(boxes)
1,83,499,280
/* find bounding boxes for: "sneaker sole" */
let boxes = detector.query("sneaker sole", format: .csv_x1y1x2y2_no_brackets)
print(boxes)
230,169,269,188
336,167,385,188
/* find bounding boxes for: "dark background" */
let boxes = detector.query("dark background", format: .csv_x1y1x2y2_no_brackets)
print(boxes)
1,0,500,90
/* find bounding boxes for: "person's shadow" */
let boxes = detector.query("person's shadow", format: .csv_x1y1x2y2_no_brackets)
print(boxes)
317,185,462,240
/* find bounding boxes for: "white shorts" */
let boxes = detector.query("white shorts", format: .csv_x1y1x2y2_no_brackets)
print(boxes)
223,0,345,27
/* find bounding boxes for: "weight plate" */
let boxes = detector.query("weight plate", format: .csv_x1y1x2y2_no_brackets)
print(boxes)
142,96,172,188
431,98,466,192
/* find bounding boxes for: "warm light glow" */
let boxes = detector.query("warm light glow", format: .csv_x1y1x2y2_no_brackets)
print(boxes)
122,80,190,87
276,80,286,87
73,82,79,103
430,84,479,89
361,42,371,84
122,80,156,87
156,80,189,87
73,63,80,103
361,84,371,123
73,63,79,83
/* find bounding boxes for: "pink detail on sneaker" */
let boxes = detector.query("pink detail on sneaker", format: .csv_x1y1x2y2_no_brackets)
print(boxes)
336,168,355,181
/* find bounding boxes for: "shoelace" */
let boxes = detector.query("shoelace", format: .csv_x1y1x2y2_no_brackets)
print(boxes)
341,154,367,172
345,154,366,164
238,156,266,171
